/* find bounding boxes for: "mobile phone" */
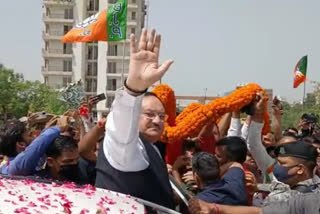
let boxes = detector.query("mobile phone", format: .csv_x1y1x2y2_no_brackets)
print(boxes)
96,93,106,101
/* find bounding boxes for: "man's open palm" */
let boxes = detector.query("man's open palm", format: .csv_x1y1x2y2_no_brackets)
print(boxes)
126,29,173,91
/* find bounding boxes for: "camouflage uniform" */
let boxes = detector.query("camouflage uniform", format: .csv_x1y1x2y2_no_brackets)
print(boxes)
263,175,320,207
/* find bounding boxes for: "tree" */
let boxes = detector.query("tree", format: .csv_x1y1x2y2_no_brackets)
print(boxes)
0,64,24,121
0,64,69,123
281,82,320,129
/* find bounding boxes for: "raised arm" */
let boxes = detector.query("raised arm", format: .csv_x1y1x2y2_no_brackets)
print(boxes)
218,113,232,137
272,104,283,142
227,111,241,137
103,29,173,172
189,198,262,214
241,115,251,140
78,118,106,162
247,93,275,174
7,117,69,176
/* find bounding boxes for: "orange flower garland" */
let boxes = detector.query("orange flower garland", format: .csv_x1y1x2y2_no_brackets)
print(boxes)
176,103,202,124
153,83,270,143
152,84,176,126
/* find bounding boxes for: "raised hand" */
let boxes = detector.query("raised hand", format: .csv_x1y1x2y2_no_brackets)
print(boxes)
253,92,265,115
126,29,174,92
252,92,265,122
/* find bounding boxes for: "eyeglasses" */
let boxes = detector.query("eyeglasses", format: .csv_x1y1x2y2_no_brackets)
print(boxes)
142,112,167,121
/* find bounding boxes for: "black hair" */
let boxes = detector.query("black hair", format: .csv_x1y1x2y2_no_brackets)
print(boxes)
283,127,299,138
182,140,201,155
302,136,314,145
293,157,317,176
301,113,318,124
46,135,78,159
192,152,220,185
0,120,26,157
144,92,158,98
216,136,248,163
143,92,165,109
311,132,320,146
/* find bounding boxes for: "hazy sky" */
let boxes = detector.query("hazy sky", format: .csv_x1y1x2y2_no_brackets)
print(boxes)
1,0,320,102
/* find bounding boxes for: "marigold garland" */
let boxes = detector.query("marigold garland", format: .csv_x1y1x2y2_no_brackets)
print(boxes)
152,84,176,126
153,83,270,143
176,103,202,124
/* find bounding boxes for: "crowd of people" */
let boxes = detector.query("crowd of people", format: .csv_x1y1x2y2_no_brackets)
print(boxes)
1,29,320,214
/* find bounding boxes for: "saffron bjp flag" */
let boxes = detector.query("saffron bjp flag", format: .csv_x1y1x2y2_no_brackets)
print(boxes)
61,0,127,43
293,55,308,88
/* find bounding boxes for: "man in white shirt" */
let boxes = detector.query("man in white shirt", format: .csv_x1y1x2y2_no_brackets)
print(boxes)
95,29,175,209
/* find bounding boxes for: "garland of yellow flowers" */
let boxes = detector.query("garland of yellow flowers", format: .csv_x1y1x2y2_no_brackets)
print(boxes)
153,83,270,143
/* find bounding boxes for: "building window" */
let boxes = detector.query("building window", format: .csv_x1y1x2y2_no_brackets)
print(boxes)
63,43,72,54
64,8,73,19
107,62,116,73
131,0,136,4
64,25,72,34
107,79,117,90
44,77,48,85
130,27,136,35
88,0,99,11
86,79,97,92
46,8,50,16
131,11,136,21
107,45,118,56
63,60,72,72
87,62,97,76
88,45,98,60
106,95,115,108
63,77,72,87
45,60,49,68
45,24,49,33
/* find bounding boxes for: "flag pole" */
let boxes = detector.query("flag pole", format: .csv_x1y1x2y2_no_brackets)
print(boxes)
303,81,306,105
121,40,126,86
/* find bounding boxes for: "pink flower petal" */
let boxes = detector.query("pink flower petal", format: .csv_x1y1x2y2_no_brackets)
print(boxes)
27,202,37,208
40,205,49,210
80,208,90,214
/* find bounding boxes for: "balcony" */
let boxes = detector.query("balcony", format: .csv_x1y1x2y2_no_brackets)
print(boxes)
42,48,72,58
42,31,64,40
128,4,138,9
127,21,137,27
106,90,117,95
107,55,130,60
43,0,74,7
106,67,129,75
41,66,72,76
42,13,74,24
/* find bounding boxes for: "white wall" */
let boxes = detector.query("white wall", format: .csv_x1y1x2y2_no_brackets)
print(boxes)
72,0,87,83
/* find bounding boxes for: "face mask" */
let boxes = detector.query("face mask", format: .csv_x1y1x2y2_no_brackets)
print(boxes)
273,163,297,183
59,164,79,182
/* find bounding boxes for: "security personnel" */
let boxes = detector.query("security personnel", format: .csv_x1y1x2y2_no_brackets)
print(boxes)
189,141,320,214
263,141,320,205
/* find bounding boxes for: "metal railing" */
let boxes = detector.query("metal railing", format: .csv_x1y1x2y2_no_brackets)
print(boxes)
43,0,74,6
43,30,64,36
43,13,73,20
43,48,72,55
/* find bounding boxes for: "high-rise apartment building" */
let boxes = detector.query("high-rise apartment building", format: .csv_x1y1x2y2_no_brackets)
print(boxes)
42,0,146,118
